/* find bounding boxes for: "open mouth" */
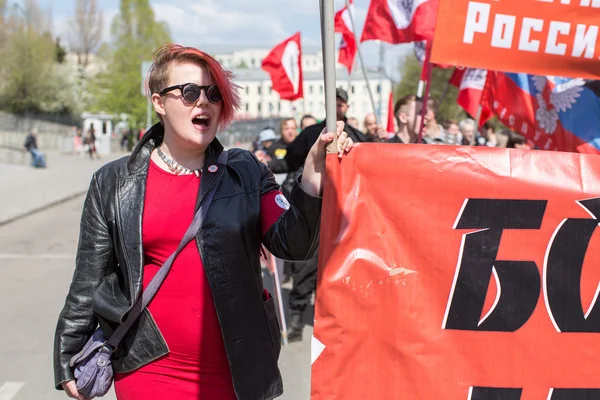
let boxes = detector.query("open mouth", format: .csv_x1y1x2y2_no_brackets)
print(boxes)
192,115,211,128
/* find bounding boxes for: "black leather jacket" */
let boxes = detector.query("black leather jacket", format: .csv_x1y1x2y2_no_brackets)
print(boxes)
285,118,368,173
54,123,322,400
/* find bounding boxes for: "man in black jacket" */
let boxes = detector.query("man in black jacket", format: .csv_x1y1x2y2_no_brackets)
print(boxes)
266,117,297,174
24,128,46,168
284,88,367,343
285,88,367,173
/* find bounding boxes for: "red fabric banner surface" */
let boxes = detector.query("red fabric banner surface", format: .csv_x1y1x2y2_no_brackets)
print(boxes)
312,144,600,400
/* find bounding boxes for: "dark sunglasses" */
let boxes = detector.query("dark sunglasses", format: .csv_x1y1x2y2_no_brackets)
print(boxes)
159,83,223,104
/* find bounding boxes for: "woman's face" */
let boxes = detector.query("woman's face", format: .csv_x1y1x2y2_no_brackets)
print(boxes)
154,62,223,149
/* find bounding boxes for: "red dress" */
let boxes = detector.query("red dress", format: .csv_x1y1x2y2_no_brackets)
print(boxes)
114,159,286,399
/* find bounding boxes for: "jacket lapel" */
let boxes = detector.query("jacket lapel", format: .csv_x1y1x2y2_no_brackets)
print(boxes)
116,124,159,303
195,138,225,213
116,173,147,304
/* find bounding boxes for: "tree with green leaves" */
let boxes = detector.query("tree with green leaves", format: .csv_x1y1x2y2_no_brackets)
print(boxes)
89,0,171,128
396,53,466,124
0,1,60,114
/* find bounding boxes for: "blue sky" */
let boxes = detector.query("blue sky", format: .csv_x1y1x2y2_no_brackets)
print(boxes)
29,0,411,79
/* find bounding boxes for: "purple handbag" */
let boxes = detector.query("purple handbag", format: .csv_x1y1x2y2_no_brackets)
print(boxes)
68,150,228,399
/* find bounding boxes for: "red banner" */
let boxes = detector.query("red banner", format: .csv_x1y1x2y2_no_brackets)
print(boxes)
431,0,600,79
312,144,600,399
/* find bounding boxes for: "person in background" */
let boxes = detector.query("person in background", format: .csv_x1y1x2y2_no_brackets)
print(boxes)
265,118,297,174
507,132,531,149
300,114,317,130
363,113,388,142
253,127,278,164
347,116,359,130
444,120,461,145
388,94,425,144
120,129,129,151
24,128,46,168
72,128,84,157
423,98,446,144
476,122,498,147
86,126,98,159
459,118,477,146
496,128,511,148
285,87,367,173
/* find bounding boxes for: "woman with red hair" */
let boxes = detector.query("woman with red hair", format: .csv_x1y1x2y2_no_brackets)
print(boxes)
54,44,353,400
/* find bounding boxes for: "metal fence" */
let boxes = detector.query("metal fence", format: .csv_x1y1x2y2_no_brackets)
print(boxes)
221,118,284,148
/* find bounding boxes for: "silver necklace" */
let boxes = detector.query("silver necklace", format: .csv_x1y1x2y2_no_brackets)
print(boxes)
156,147,202,177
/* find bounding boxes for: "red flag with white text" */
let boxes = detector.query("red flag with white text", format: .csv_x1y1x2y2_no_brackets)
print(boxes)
450,68,491,125
261,32,303,101
335,0,357,74
361,0,438,44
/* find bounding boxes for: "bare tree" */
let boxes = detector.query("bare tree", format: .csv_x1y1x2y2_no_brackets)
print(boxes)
68,0,103,67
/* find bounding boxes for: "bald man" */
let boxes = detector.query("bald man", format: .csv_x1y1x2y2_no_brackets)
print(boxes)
363,113,388,142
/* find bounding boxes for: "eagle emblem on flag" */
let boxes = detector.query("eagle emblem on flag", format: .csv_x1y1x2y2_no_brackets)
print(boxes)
532,76,585,135
388,0,418,29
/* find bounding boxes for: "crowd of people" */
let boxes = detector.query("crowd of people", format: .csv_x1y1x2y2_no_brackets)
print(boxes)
252,90,531,171
250,88,532,343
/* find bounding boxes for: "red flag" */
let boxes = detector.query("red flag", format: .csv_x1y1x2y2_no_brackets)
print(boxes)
261,32,303,101
361,0,438,44
386,91,395,136
448,67,465,88
454,68,491,125
480,73,599,154
335,1,357,74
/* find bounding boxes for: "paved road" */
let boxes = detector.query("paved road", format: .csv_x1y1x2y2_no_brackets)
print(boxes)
0,194,313,399
0,197,311,400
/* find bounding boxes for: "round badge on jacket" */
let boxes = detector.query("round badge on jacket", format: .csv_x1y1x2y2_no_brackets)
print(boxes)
275,194,290,210
208,165,218,173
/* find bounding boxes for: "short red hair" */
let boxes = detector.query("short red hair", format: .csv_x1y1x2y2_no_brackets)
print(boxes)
148,44,241,132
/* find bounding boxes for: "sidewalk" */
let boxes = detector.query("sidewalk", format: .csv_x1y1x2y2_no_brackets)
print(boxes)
0,151,126,226
0,142,253,226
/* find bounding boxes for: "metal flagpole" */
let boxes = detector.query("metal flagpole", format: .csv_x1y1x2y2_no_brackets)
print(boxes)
378,40,385,122
347,59,353,92
344,0,379,124
418,60,433,143
268,252,288,346
321,0,338,152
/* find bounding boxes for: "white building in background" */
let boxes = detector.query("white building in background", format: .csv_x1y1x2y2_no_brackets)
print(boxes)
213,49,394,127
215,49,324,72
230,68,392,127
